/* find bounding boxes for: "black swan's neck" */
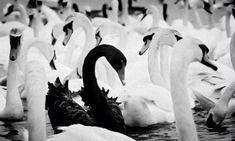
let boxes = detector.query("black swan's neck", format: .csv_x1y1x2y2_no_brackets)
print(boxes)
82,44,126,133
82,45,109,104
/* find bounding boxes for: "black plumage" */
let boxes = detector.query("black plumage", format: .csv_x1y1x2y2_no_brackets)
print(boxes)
46,44,127,134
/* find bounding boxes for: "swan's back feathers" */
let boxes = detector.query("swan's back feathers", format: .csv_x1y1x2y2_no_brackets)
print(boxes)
46,77,96,133
79,86,126,133
48,124,135,141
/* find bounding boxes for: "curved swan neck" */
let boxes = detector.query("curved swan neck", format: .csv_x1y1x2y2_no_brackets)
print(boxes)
74,16,96,75
121,0,128,18
170,45,198,141
160,45,170,89
230,33,235,70
150,6,163,27
26,61,46,141
31,11,43,37
20,39,54,71
148,42,165,87
118,28,127,50
109,0,119,22
218,81,235,106
41,5,61,23
15,4,28,25
6,60,21,106
82,46,110,101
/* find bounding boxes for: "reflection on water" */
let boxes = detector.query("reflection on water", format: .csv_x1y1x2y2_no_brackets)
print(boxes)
0,101,234,141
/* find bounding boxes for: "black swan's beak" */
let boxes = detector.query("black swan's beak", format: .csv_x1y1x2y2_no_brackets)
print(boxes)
117,67,126,86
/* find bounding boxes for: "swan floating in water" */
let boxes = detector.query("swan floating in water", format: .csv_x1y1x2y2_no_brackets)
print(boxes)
170,37,217,141
24,59,134,141
46,44,127,134
0,28,24,121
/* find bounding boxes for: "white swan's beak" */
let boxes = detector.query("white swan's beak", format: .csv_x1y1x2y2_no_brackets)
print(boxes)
4,4,14,17
51,32,57,45
201,54,217,71
117,67,126,86
62,21,73,46
139,33,155,55
206,111,222,128
9,29,22,61
203,1,212,14
199,44,217,71
28,13,34,27
140,8,147,21
49,51,57,70
63,28,73,46
139,39,151,55
95,31,102,46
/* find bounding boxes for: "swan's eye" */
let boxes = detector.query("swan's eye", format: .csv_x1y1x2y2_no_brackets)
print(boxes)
108,7,112,10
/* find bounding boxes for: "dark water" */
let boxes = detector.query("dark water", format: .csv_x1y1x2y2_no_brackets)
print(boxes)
0,100,234,141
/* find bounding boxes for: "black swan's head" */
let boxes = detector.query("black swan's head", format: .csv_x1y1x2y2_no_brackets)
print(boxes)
104,45,127,85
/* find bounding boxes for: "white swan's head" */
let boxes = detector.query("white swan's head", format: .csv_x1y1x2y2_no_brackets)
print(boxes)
62,13,91,46
27,8,37,27
51,23,64,45
2,3,21,23
95,22,126,46
9,28,22,61
174,37,217,71
103,45,127,85
190,0,212,14
139,27,182,55
58,0,70,14
140,5,159,21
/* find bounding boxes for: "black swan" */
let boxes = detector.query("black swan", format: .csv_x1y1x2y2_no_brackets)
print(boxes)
46,44,127,134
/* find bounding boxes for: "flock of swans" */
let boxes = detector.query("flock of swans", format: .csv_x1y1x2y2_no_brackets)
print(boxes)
0,0,234,140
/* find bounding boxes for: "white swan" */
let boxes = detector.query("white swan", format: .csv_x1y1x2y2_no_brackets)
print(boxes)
0,28,24,121
95,21,144,89
55,13,120,88
117,28,182,127
170,37,217,141
189,32,235,103
138,5,170,34
2,0,28,25
91,0,119,28
205,80,235,128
